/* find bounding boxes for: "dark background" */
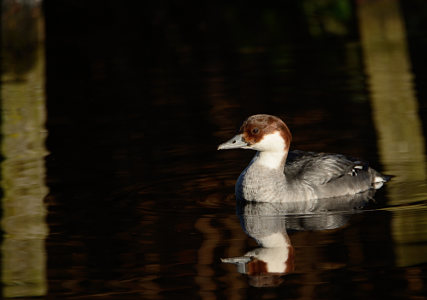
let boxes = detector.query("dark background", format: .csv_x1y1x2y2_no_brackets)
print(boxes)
2,0,427,298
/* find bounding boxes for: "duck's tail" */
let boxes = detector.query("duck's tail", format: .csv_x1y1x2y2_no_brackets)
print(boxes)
372,171,393,189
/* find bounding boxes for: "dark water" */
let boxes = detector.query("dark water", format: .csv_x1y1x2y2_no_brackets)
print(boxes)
2,0,427,299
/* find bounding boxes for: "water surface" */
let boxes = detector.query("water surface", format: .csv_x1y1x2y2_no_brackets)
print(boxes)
2,0,427,299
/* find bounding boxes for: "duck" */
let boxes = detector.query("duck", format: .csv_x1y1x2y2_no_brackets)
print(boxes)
218,114,390,203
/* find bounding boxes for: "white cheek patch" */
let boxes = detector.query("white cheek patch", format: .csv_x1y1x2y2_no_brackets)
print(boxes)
252,131,287,169
255,131,286,152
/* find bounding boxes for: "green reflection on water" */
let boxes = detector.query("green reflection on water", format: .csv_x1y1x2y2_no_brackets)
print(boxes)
392,206,427,267
1,1,48,298
358,0,427,267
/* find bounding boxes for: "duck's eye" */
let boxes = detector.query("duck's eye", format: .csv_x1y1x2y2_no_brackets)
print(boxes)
251,128,259,134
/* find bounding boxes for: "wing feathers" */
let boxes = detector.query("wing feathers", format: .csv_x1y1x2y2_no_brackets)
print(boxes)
285,150,368,185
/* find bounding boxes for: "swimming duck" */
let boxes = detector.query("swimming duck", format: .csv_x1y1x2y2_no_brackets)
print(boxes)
218,114,389,203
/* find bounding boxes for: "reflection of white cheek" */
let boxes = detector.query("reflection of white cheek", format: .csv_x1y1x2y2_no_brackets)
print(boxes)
257,247,290,273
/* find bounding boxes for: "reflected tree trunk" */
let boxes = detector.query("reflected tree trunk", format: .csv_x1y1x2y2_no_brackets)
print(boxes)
1,1,48,297
358,0,427,267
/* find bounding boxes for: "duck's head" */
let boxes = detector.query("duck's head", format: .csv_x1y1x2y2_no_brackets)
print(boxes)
218,114,292,153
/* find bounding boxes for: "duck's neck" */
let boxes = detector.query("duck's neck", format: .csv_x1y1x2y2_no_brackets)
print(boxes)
255,150,288,171
257,232,291,248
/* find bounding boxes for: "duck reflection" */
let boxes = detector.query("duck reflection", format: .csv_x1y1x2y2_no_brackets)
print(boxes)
222,190,376,287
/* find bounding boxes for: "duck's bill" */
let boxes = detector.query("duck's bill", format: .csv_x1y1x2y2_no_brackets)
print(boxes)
217,134,249,150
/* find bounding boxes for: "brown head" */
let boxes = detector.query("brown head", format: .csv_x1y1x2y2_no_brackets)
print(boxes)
218,114,292,152
239,114,292,149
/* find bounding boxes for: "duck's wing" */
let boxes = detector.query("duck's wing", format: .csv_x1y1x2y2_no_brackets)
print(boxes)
285,150,369,185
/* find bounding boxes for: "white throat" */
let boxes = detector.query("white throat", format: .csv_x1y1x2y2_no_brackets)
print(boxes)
257,151,286,169
257,232,289,248
252,131,287,170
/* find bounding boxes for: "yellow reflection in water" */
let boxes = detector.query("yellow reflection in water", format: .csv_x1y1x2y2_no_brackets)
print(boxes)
358,0,427,191
358,0,427,267
1,1,48,298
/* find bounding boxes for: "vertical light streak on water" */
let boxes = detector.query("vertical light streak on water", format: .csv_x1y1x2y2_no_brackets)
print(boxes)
0,1,48,297
358,0,427,267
